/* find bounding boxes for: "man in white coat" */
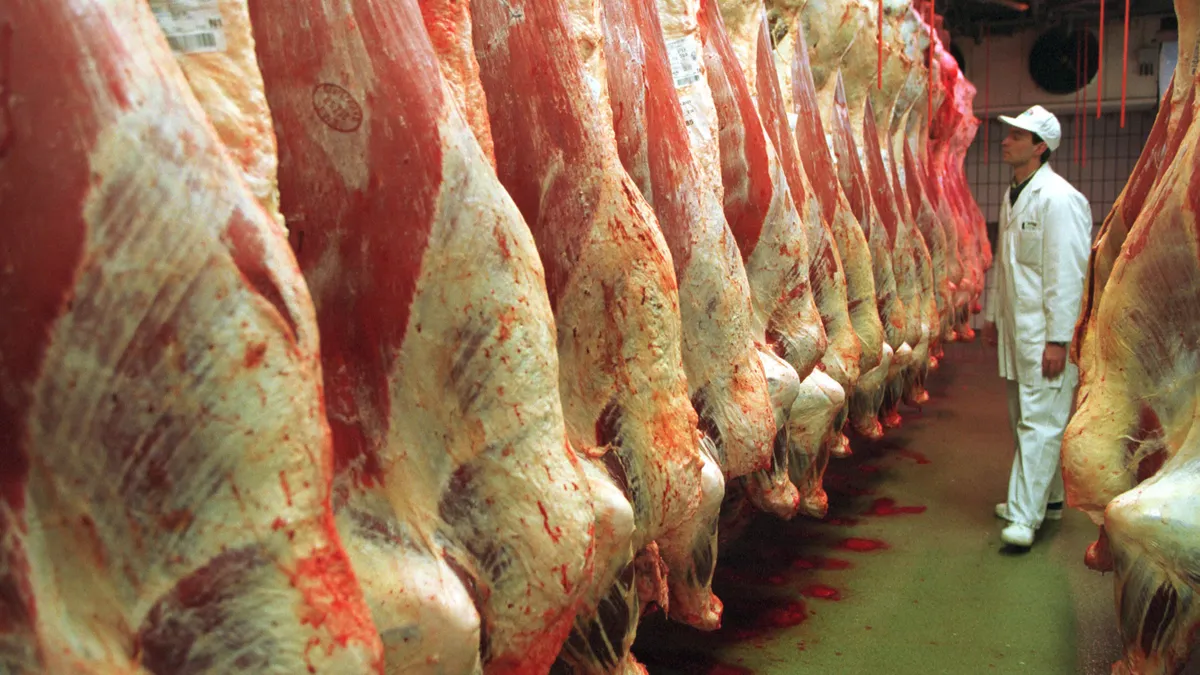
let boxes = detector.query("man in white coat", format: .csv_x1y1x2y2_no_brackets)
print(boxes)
983,105,1092,549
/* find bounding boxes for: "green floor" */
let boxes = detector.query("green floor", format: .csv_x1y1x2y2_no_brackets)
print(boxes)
631,342,1142,674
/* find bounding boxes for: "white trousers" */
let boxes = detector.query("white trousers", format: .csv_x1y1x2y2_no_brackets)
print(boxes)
1005,378,1074,528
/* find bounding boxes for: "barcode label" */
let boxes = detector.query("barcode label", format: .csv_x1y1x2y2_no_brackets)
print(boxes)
166,32,218,53
152,1,226,54
665,36,703,90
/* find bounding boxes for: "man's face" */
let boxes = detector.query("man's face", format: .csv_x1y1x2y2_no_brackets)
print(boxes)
1000,127,1045,168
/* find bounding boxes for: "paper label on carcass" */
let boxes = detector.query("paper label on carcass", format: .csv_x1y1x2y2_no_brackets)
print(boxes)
151,0,227,54
679,94,699,128
665,36,703,90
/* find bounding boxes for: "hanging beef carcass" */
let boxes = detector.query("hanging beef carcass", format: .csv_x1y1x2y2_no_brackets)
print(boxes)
925,22,985,340
763,2,890,439
0,0,385,672
855,2,933,426
897,12,955,357
1060,12,1200,672
946,79,990,324
248,0,621,670
693,0,846,519
469,0,728,653
801,0,910,433
565,0,781,631
1063,0,1199,567
652,0,807,524
884,4,940,400
891,6,953,374
599,0,777,491
1072,13,1198,381
149,0,285,228
718,0,862,453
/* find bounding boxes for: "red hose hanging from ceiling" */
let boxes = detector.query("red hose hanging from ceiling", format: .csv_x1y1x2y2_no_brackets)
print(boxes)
1097,0,1105,117
984,25,991,163
878,0,883,89
1121,0,1130,127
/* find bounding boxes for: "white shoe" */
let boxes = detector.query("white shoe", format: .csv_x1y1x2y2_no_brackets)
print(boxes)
1001,523,1036,547
994,502,1064,521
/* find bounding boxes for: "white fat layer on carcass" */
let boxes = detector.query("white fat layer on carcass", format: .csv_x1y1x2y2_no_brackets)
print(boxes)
787,368,846,517
555,169,702,546
336,501,483,675
801,0,861,132
381,87,599,658
22,3,376,673
743,159,826,377
155,0,286,229
576,459,636,610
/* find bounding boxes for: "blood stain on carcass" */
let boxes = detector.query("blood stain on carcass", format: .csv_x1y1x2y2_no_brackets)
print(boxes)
801,584,842,601
537,500,563,543
243,341,267,368
857,463,882,474
865,498,926,516
837,537,889,553
279,470,293,506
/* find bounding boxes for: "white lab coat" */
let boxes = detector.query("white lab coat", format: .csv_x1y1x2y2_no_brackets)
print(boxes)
984,163,1092,388
984,163,1091,528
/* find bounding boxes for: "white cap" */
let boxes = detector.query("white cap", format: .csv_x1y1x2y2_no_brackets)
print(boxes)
999,105,1062,152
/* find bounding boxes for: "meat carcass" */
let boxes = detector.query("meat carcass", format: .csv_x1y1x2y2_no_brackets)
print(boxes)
1072,11,1198,379
782,13,888,391
248,0,615,670
925,27,984,340
771,4,891,439
1060,3,1200,671
0,0,383,672
802,0,910,428
827,74,909,410
899,35,956,355
891,7,952,371
1061,39,1200,675
696,0,846,518
877,3,939,406
853,5,930,425
652,0,806,520
149,0,284,228
593,0,783,629
600,0,778,489
469,0,726,645
719,1,861,431
1063,0,1199,558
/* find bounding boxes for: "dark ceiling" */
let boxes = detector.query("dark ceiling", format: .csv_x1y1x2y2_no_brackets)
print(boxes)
941,0,1177,40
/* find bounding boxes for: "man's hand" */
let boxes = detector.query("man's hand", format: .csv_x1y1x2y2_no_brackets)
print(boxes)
1043,343,1068,378
983,321,998,346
